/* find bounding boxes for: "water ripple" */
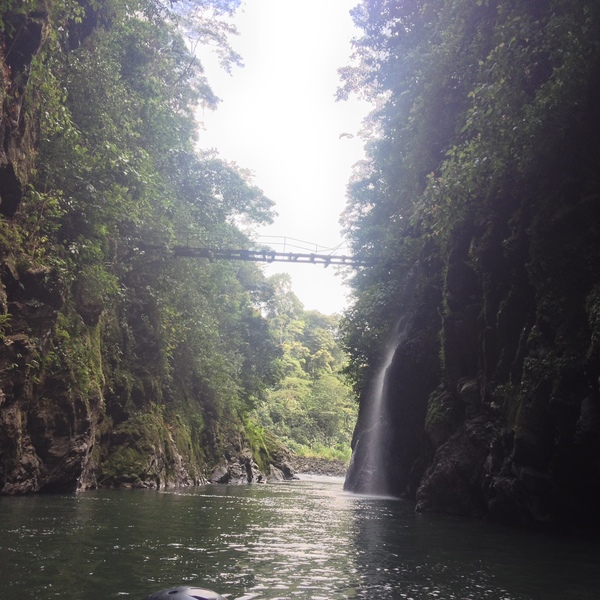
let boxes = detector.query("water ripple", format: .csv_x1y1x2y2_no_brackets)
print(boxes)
1,479,600,599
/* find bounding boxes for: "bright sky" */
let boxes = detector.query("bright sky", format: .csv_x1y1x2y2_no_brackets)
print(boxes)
197,0,370,315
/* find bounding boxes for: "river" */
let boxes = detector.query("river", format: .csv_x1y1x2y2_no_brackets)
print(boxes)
1,475,600,599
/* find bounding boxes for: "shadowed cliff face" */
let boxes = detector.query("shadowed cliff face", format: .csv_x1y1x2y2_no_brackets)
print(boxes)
346,179,600,530
424,192,600,530
341,0,600,532
345,270,442,497
0,8,47,217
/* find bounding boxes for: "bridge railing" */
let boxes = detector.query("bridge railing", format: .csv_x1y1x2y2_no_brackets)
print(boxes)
146,230,376,267
172,246,376,267
255,236,352,256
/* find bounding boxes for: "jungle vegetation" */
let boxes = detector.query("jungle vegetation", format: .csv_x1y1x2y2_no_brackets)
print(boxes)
339,0,600,397
0,0,355,490
338,0,600,528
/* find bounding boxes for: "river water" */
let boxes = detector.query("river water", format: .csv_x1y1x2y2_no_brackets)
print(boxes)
1,475,600,600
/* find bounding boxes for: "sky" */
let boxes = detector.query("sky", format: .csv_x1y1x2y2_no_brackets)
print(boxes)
197,0,370,315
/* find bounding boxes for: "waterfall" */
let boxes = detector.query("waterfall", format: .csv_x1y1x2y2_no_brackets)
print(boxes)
344,318,411,496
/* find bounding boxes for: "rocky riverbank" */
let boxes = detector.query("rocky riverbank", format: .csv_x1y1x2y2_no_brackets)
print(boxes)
208,451,347,485
289,456,348,477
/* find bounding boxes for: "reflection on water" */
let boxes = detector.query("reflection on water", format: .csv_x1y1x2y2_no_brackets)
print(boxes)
1,475,600,599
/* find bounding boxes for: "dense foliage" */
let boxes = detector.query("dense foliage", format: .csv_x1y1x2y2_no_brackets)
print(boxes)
340,0,600,528
253,274,357,461
340,0,600,395
1,0,359,490
0,0,294,489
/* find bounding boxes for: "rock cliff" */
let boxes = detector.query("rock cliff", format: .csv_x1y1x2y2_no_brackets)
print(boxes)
0,2,285,495
346,142,600,531
342,0,600,534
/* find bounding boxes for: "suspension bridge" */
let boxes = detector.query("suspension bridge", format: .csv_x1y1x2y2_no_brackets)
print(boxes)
172,236,377,267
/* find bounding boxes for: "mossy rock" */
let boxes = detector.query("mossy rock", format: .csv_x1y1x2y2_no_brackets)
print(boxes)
425,386,459,450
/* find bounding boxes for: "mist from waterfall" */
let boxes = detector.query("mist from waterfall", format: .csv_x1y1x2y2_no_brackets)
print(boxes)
361,336,398,494
345,317,411,496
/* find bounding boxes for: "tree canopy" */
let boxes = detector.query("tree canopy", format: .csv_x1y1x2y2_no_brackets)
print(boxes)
340,0,600,395
253,274,357,460
0,0,294,488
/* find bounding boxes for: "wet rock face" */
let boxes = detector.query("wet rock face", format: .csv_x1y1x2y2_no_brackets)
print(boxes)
0,359,100,494
210,449,262,484
210,448,296,485
0,261,100,494
416,416,497,517
346,163,600,530
98,434,202,491
344,274,442,497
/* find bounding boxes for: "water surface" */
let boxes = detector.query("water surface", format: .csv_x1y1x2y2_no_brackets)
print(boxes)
1,475,599,599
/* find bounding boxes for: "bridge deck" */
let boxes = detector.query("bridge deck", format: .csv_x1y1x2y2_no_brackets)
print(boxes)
173,246,374,267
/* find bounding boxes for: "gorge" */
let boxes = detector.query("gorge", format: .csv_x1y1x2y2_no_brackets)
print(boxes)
2,0,600,540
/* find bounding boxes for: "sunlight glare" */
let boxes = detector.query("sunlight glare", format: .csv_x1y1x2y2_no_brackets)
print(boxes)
197,0,370,315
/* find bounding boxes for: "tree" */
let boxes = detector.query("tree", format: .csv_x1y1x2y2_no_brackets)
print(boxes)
339,0,600,396
253,276,357,460
0,0,285,490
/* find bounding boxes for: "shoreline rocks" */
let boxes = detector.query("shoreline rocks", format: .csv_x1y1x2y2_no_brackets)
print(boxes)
289,456,348,478
209,448,297,484
208,452,348,485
